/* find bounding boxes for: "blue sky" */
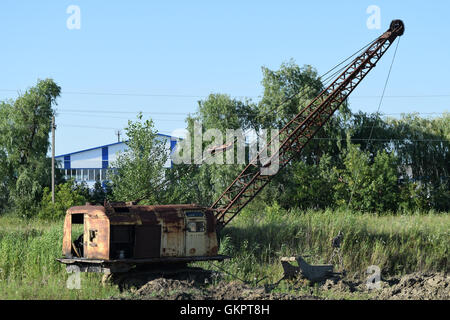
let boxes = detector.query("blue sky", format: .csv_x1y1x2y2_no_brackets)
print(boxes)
0,0,448,155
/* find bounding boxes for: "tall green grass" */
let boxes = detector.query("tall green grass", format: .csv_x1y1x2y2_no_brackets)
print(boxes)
0,215,119,299
202,206,449,284
0,208,448,299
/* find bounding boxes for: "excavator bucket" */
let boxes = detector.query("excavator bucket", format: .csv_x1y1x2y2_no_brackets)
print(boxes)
281,256,336,283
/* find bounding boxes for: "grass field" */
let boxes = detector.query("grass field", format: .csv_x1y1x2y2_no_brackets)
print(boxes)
0,207,448,299
0,215,118,299
199,206,449,286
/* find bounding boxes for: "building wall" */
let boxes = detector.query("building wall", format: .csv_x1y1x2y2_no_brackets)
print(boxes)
108,142,128,165
70,147,103,169
55,135,177,188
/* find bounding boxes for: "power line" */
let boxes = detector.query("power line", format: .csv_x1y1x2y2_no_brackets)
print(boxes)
59,124,119,130
59,124,176,137
1,88,450,99
54,110,448,124
58,123,449,142
58,108,190,115
350,95,450,99
56,112,186,122
0,89,205,98
379,112,447,115
55,109,447,116
311,138,448,142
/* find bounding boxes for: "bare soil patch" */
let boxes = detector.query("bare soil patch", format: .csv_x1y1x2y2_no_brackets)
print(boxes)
113,271,448,300
319,272,449,300
122,278,320,300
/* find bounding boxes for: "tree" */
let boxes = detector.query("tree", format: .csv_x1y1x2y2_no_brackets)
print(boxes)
293,154,337,210
90,180,112,204
254,61,350,208
258,61,324,130
39,180,87,220
110,113,169,204
333,143,400,213
0,79,61,216
161,61,449,212
349,111,394,160
388,113,449,211
165,62,349,209
164,94,255,205
0,150,12,211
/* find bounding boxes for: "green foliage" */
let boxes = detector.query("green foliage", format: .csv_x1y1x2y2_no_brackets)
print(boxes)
73,181,91,201
194,93,255,133
349,112,394,159
164,94,252,204
0,216,119,299
90,180,111,204
387,113,449,211
0,150,12,211
12,168,44,218
258,61,325,129
38,180,87,220
245,62,351,209
293,154,337,209
333,143,400,212
191,62,447,213
0,79,61,215
110,113,168,203
162,60,448,212
430,182,450,211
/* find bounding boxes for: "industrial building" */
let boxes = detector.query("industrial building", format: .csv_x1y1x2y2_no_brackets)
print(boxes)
55,133,178,188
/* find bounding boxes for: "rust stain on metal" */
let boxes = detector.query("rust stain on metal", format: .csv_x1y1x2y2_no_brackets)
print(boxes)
61,203,219,262
207,245,219,256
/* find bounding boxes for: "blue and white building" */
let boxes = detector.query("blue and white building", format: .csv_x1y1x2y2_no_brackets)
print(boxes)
55,133,178,188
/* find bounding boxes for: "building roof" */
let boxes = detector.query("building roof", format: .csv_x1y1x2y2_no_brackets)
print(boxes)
55,133,176,158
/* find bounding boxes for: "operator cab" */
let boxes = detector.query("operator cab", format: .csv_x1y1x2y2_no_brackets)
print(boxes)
61,203,219,262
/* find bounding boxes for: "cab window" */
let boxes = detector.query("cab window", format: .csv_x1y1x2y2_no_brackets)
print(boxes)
187,221,205,232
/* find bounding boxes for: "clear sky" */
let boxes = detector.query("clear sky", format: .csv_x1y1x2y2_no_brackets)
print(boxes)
0,0,448,156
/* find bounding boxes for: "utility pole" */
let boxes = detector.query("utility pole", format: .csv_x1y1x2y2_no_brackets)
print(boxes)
51,116,56,204
115,130,121,142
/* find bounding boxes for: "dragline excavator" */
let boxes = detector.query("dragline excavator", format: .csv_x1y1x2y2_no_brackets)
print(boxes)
57,20,405,279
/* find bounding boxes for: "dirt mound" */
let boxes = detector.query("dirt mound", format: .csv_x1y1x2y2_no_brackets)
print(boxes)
207,280,318,300
114,272,448,300
126,278,320,300
320,272,449,300
377,273,449,300
133,278,207,300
